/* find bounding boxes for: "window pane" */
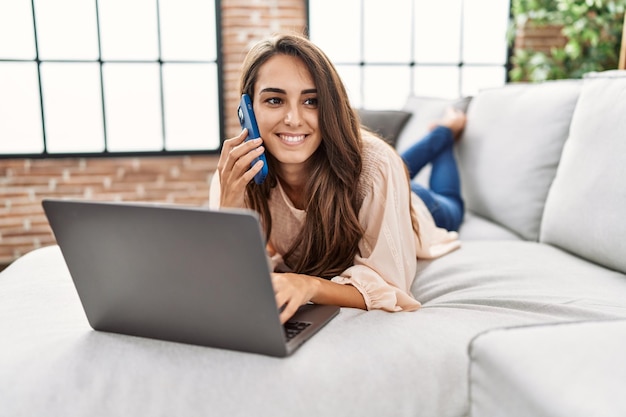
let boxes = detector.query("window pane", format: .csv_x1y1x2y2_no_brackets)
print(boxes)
162,64,219,151
0,0,36,59
463,0,510,64
461,66,506,97
363,0,412,63
414,1,462,63
0,63,43,154
160,0,217,61
34,0,98,60
362,66,411,109
40,63,104,153
413,66,461,99
99,0,159,61
309,0,361,63
335,65,362,108
103,63,163,152
309,0,509,104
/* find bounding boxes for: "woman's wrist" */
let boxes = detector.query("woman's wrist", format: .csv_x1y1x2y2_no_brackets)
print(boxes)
309,276,366,309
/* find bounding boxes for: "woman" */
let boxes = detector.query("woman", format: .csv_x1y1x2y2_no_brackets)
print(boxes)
210,33,463,323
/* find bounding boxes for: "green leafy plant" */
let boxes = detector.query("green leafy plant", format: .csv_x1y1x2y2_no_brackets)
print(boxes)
509,0,626,82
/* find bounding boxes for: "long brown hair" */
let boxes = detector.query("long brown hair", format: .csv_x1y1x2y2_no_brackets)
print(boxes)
239,33,364,279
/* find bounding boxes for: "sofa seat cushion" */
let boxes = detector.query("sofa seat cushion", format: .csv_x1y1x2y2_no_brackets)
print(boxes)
457,80,581,241
468,319,626,417
541,70,626,274
458,211,524,241
413,240,626,318
2,244,625,417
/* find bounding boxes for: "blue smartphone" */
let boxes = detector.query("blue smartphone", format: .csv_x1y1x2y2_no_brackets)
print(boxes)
238,94,268,185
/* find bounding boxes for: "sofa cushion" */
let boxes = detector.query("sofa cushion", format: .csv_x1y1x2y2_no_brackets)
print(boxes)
540,70,626,274
469,319,626,417
458,212,523,241
357,108,412,147
457,80,581,241
5,242,626,417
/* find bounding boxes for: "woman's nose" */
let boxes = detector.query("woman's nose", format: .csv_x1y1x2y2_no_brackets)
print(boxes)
284,106,302,127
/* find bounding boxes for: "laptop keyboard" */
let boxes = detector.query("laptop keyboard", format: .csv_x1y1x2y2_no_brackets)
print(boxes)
283,320,312,341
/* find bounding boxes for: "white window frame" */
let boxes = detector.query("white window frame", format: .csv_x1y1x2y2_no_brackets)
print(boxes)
0,0,223,158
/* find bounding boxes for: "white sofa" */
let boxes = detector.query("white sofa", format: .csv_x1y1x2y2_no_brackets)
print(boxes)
1,70,626,417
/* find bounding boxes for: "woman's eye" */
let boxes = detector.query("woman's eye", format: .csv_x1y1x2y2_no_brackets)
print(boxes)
266,97,281,105
304,97,318,107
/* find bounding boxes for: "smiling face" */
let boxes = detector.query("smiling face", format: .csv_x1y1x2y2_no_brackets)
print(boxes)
252,54,322,178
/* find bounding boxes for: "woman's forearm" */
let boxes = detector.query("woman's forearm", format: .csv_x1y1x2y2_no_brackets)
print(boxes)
309,276,366,310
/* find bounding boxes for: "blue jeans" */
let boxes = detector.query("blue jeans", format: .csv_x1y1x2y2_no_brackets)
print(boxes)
400,126,464,231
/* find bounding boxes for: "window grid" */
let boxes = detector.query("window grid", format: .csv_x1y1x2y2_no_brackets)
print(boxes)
0,0,223,159
308,0,512,108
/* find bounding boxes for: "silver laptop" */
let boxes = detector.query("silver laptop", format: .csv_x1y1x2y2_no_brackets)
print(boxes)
42,199,339,357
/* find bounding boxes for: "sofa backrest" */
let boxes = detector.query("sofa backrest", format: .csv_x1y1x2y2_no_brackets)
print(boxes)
457,80,582,241
540,70,626,274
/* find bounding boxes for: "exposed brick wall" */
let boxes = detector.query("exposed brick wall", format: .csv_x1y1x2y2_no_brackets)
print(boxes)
0,0,307,269
514,21,567,55
0,156,219,266
221,0,307,137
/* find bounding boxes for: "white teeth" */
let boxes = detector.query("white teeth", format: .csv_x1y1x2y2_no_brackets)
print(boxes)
280,134,305,143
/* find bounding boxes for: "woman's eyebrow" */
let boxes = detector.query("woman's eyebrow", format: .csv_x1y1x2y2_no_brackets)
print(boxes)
259,87,285,94
258,87,317,95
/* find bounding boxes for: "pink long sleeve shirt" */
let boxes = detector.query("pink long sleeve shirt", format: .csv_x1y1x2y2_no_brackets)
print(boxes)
209,133,460,312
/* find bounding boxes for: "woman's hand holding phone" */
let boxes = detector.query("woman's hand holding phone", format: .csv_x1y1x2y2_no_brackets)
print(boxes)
215,94,268,209
238,94,268,185
216,129,266,208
